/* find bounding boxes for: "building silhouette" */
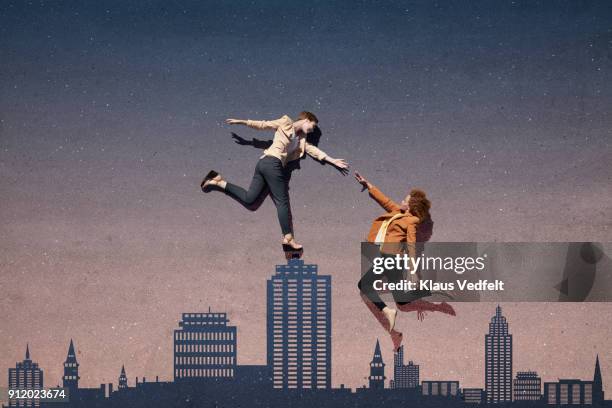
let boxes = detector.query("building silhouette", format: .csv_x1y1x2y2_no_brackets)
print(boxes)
368,339,385,390
8,344,43,408
463,388,485,404
62,339,79,394
422,380,460,397
266,259,331,389
594,355,605,403
513,371,541,401
173,310,237,381
485,305,513,403
544,379,594,405
544,356,605,405
389,345,419,389
118,365,128,390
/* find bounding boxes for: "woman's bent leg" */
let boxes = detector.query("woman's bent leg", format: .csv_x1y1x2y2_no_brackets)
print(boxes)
358,266,387,311
224,161,268,208
384,256,412,306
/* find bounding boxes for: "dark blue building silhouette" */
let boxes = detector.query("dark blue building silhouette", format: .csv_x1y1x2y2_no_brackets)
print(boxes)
543,356,605,405
173,310,237,381
62,340,79,394
485,305,513,403
368,339,386,390
422,380,460,397
267,259,332,389
7,344,43,408
595,355,605,403
513,371,541,401
390,345,419,389
117,365,128,390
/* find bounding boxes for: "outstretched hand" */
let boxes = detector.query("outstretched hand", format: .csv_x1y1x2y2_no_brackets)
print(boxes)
328,158,349,176
354,171,370,191
225,118,242,125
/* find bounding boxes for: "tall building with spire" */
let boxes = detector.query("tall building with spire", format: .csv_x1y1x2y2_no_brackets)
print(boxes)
173,310,237,380
368,339,386,390
267,259,332,389
593,355,605,403
62,339,80,392
8,344,44,407
118,365,128,390
485,305,512,403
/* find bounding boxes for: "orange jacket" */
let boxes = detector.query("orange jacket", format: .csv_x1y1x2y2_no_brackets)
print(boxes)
366,184,420,256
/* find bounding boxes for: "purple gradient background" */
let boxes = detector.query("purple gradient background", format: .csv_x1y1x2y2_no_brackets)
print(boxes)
1,0,611,391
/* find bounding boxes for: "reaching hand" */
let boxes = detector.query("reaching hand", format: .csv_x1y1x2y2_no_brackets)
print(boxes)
225,118,242,125
354,171,370,191
231,132,249,145
327,158,349,176
330,158,349,169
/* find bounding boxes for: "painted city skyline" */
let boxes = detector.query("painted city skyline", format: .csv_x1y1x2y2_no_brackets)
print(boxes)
3,259,607,407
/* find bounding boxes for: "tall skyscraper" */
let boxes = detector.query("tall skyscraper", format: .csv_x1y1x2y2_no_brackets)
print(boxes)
513,371,541,401
368,339,386,390
173,310,237,381
485,305,513,403
267,259,332,389
62,339,80,393
390,345,419,389
8,344,44,408
118,365,128,390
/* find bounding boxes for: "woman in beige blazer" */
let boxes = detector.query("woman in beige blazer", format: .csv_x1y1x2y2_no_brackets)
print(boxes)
201,111,348,253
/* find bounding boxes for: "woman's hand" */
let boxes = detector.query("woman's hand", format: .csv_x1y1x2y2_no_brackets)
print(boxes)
328,158,350,175
329,158,349,169
225,118,245,125
354,171,371,191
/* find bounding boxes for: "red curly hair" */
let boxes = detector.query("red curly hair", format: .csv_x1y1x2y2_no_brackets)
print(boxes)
408,188,431,222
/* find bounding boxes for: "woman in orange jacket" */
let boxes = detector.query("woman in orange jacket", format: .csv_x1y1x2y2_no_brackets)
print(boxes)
354,172,455,351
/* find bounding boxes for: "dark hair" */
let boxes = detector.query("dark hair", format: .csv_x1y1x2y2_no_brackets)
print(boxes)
297,111,319,124
408,189,431,222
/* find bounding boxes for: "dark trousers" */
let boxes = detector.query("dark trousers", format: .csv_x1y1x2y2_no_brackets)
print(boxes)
358,253,411,310
224,156,293,235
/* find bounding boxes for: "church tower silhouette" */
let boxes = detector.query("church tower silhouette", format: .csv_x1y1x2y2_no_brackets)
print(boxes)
368,339,386,389
62,339,80,392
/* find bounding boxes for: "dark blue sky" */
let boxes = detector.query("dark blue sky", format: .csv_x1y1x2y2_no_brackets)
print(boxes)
1,0,611,391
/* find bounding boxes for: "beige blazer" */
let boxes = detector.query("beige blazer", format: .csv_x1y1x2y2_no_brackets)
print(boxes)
246,115,328,166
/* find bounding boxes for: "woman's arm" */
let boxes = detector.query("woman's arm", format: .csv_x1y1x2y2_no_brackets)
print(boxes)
226,116,288,131
354,172,401,212
304,143,349,174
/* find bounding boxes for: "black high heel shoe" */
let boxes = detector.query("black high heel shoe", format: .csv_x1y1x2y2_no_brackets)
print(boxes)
283,244,304,260
282,236,304,259
201,170,219,192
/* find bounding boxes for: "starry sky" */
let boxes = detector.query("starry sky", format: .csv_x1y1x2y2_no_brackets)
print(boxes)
1,0,612,393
